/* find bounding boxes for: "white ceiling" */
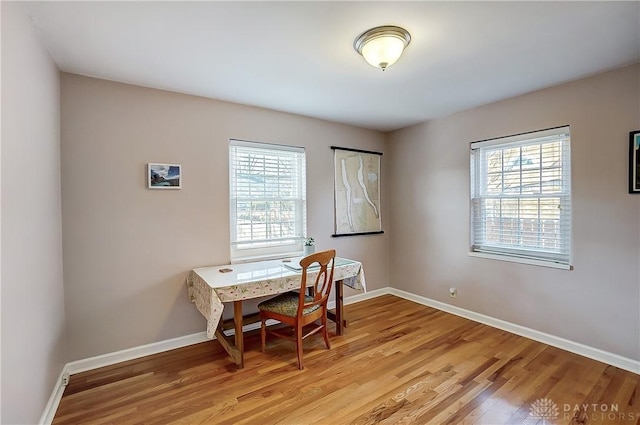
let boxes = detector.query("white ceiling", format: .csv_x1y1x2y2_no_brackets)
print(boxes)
22,1,640,132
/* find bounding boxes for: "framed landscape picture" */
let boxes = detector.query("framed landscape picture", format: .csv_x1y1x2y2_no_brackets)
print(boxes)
148,163,181,189
630,131,640,194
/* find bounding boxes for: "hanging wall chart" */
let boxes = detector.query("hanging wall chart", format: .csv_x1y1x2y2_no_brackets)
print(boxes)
331,146,383,237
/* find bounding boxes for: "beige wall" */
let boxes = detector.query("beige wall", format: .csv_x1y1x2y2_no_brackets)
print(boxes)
1,2,66,424
388,64,640,360
60,74,390,361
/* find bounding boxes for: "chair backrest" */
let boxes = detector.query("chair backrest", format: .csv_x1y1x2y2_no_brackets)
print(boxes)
297,249,336,317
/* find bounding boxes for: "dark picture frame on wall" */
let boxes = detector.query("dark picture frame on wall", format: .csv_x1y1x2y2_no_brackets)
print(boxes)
630,131,640,194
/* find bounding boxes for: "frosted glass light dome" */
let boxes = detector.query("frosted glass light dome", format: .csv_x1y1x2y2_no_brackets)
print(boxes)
354,26,411,71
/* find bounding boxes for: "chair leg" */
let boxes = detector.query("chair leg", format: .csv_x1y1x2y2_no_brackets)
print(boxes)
260,316,266,353
296,324,304,370
322,314,331,349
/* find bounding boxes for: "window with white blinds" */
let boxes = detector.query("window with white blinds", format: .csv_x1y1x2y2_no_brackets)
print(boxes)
470,126,571,268
229,140,306,261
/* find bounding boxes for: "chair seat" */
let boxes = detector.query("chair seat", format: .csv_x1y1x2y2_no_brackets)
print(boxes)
258,292,320,317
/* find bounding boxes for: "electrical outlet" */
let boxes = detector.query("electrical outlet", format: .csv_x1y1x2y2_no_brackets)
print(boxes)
62,372,70,386
449,288,457,298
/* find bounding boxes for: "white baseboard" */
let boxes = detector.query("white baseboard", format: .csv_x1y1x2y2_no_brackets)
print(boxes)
41,287,639,424
65,332,211,375
388,287,640,375
344,287,390,306
39,367,69,425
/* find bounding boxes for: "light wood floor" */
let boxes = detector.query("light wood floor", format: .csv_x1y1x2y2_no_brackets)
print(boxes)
53,295,639,425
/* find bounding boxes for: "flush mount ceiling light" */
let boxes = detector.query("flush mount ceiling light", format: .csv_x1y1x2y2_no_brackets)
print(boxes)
353,25,411,71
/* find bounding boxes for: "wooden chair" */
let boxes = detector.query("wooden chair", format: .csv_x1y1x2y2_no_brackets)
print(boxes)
258,249,336,369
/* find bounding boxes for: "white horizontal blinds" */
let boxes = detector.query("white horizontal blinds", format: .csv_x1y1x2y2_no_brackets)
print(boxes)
471,126,571,265
230,140,306,260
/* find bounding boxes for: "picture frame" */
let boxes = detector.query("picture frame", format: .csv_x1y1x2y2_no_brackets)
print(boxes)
147,163,181,189
331,146,384,237
629,131,640,194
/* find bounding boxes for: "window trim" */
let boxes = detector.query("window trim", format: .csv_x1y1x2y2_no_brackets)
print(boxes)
229,139,307,262
467,252,571,270
469,126,572,269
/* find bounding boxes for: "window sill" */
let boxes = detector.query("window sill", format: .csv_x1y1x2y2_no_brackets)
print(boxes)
468,251,572,270
231,251,303,264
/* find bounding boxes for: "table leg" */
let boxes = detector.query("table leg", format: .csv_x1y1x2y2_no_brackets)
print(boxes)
234,300,244,369
327,280,349,335
214,321,242,369
335,279,344,335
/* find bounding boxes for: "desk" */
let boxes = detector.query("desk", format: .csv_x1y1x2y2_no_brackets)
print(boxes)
186,257,366,368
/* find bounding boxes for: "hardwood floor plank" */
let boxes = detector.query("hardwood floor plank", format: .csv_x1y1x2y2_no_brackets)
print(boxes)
53,295,640,425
